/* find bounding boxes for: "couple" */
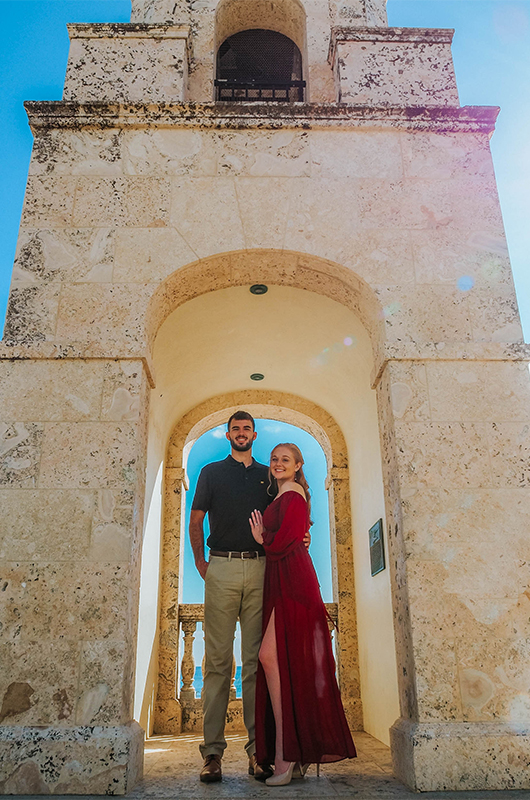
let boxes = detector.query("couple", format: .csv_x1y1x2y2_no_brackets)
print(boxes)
190,410,356,786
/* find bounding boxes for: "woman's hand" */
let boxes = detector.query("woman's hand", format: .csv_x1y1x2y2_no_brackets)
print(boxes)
249,510,264,544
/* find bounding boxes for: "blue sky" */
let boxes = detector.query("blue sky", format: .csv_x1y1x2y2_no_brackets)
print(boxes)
0,1,528,338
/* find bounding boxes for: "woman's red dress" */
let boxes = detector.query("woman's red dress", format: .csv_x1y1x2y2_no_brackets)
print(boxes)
255,490,357,765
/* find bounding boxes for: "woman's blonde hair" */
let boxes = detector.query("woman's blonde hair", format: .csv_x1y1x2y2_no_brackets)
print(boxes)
268,442,312,523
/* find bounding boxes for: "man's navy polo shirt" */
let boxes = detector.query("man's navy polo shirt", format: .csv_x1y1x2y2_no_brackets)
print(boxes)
192,455,271,553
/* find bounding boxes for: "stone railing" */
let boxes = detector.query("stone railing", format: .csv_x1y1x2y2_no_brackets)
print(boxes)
177,601,339,729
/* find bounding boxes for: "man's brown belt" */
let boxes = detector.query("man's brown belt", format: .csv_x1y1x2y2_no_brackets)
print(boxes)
209,550,261,559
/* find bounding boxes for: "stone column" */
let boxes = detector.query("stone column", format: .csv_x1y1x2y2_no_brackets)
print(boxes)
153,467,187,734
378,349,530,791
327,467,363,729
0,353,151,794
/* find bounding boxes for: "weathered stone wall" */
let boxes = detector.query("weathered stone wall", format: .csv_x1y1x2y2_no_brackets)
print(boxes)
1,0,530,791
0,357,150,793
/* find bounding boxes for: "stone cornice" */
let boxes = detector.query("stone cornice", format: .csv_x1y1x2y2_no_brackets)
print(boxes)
67,23,191,39
24,102,500,134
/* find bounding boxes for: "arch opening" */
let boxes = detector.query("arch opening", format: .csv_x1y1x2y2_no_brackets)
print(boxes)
216,29,304,102
179,417,333,701
214,0,308,99
135,266,399,750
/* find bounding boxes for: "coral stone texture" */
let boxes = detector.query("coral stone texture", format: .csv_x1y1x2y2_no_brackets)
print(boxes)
2,0,530,793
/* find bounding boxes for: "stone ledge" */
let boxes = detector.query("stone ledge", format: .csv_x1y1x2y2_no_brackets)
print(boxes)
391,718,530,791
24,102,500,133
67,23,191,39
0,722,144,795
371,341,530,387
0,344,156,388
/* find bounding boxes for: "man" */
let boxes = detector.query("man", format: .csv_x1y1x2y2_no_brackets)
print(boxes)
189,410,273,783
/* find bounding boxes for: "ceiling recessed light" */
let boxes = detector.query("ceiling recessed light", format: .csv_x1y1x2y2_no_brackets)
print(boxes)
250,373,264,381
250,284,268,295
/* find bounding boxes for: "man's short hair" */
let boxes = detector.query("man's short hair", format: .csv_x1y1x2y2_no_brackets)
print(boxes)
227,410,256,431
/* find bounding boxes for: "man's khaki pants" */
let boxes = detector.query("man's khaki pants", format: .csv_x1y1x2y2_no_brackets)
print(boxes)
200,555,266,759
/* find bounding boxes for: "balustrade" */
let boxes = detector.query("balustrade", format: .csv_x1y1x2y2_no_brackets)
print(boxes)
177,602,339,704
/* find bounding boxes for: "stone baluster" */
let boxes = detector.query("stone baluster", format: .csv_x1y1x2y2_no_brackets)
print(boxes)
180,620,197,701
230,655,237,700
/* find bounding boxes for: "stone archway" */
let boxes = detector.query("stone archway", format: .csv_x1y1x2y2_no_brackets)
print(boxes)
144,249,385,375
154,390,361,735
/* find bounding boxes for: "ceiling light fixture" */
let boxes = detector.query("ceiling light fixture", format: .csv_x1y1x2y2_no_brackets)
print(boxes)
250,284,268,295
250,373,264,381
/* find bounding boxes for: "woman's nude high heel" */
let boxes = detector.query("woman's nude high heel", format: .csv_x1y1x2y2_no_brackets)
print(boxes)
292,763,321,779
265,762,296,786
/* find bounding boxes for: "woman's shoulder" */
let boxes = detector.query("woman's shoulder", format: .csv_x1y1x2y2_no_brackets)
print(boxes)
278,484,306,502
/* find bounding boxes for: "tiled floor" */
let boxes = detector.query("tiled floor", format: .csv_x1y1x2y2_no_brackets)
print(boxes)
128,732,530,800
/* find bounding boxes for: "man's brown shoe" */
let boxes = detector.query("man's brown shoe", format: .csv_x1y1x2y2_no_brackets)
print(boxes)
200,754,222,782
249,754,273,781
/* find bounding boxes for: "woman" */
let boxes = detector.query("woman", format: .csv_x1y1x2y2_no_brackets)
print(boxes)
249,443,356,786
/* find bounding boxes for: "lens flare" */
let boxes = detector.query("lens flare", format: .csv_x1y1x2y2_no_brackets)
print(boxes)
457,276,475,292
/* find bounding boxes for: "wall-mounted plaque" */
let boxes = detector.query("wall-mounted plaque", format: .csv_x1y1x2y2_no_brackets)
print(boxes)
369,518,385,576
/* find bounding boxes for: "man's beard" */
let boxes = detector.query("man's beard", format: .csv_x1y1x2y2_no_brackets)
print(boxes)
230,438,253,452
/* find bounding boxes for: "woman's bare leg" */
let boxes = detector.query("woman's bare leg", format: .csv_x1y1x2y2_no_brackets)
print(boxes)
259,610,291,774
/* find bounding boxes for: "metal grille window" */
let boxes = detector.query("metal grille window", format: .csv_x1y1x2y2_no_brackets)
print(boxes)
215,29,305,102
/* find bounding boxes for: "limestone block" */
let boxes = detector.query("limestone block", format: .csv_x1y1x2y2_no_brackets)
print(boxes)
170,177,245,257
401,131,495,182
64,24,190,103
101,361,146,423
14,228,116,284
20,176,76,227
54,284,152,347
0,562,130,641
375,285,473,343
394,421,492,489
234,178,292,249
72,177,170,228
114,227,196,283
358,177,504,232
391,718,530,791
123,129,205,176
426,361,530,422
38,421,141,491
401,487,530,563
78,641,131,725
388,362,430,422
330,28,459,106
455,627,530,723
0,639,80,726
0,423,43,488
0,361,104,422
0,489,94,561
469,288,523,343
309,129,402,180
410,228,513,291
3,282,61,346
211,130,311,178
489,422,530,488
0,722,143,795
284,178,361,265
126,129,312,179
30,130,123,177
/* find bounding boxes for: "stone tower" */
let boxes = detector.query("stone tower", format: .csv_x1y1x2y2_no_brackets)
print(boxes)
1,0,530,793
